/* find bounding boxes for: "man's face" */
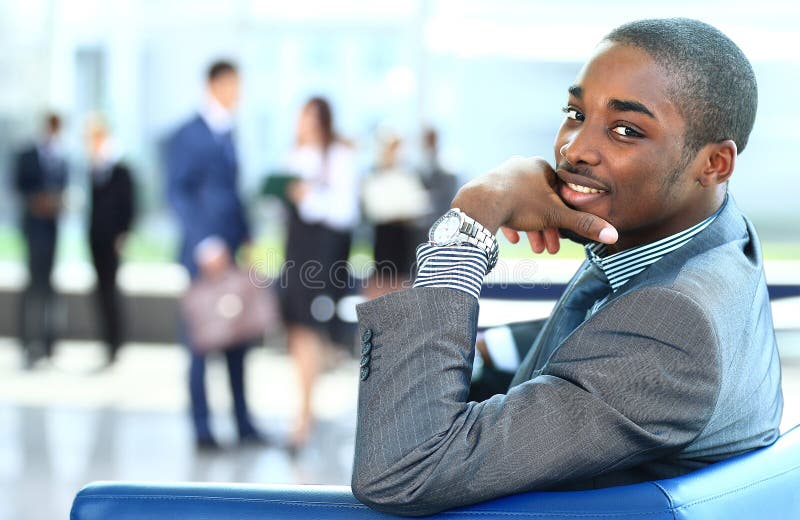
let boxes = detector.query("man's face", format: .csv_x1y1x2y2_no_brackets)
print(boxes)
297,104,321,145
209,72,240,111
87,127,105,158
553,42,704,251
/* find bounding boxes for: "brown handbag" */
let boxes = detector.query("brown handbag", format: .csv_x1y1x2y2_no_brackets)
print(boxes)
181,268,280,353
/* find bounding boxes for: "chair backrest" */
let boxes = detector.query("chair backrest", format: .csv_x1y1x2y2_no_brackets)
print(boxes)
71,425,800,520
653,424,800,519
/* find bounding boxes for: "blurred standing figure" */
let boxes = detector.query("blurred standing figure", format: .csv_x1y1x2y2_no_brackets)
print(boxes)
362,131,430,299
418,127,458,223
165,60,264,450
85,116,135,366
282,97,359,448
14,113,68,368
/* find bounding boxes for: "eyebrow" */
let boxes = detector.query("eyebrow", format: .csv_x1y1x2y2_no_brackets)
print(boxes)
567,84,656,119
607,99,656,119
568,85,582,98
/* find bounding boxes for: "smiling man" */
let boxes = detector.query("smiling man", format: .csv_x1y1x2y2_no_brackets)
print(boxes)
351,18,783,517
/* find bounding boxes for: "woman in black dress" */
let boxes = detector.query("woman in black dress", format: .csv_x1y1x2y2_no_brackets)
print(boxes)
282,97,358,447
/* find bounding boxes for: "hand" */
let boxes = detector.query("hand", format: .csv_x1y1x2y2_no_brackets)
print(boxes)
114,233,128,255
197,241,232,279
500,227,564,255
450,156,618,252
287,180,312,205
29,193,62,218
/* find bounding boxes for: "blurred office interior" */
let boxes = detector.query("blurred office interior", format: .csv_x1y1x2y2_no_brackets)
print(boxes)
0,1,798,519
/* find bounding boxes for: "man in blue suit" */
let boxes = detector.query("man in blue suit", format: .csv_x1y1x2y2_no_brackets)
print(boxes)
14,113,68,368
165,60,263,450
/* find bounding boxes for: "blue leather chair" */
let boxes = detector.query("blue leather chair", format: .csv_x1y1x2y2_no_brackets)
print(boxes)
71,425,800,519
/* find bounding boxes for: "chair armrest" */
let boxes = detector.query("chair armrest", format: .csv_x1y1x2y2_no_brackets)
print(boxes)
71,426,800,519
71,481,674,519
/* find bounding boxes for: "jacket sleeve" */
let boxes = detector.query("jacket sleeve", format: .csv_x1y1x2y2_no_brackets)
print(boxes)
14,150,36,196
117,164,136,234
235,188,251,243
351,286,719,517
164,131,208,246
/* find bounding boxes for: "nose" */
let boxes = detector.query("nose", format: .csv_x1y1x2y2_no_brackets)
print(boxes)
559,126,601,167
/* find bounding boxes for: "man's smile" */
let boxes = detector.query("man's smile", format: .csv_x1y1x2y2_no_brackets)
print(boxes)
565,182,606,194
555,168,610,208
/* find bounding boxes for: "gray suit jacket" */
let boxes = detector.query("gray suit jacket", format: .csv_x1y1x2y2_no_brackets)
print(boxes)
351,199,783,517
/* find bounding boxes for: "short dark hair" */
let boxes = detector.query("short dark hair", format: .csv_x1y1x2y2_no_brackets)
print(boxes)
605,18,757,156
45,112,62,134
207,60,237,82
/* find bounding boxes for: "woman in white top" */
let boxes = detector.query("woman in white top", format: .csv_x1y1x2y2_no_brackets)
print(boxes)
282,97,358,448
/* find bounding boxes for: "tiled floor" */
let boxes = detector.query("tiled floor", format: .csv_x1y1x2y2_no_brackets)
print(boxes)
0,339,360,520
1,330,799,520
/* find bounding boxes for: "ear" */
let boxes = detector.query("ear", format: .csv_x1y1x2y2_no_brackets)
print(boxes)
696,140,737,187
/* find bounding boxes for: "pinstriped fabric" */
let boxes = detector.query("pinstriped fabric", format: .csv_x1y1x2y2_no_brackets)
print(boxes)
413,242,488,299
352,198,782,517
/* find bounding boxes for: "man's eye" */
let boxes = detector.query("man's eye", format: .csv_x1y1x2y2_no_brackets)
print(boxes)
611,125,642,137
561,106,584,121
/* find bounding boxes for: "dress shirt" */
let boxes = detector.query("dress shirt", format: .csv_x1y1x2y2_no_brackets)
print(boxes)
90,139,120,185
285,143,359,231
200,95,234,136
36,138,66,189
585,207,720,293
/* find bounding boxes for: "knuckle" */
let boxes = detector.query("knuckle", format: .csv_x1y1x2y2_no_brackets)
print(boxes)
577,214,595,234
542,207,560,227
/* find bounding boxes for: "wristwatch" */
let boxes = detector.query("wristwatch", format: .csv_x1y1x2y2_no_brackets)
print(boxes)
428,208,499,272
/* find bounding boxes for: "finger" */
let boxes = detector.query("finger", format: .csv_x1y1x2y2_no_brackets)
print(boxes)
500,226,520,244
543,227,561,254
527,231,546,254
557,207,618,244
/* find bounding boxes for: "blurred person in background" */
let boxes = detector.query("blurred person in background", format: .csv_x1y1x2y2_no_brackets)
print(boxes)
165,60,265,451
281,96,358,449
418,127,458,224
85,115,136,366
14,112,68,369
361,129,430,299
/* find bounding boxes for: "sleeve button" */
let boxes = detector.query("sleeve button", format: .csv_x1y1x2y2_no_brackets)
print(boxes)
361,329,373,343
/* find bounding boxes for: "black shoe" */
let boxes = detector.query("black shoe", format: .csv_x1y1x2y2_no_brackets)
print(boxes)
195,437,222,452
107,346,119,365
23,349,46,370
238,429,270,448
285,439,303,458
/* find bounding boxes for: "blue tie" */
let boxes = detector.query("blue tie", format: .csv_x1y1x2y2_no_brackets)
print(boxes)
510,262,611,387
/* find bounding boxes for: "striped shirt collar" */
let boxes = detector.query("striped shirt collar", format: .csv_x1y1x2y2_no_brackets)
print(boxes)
585,197,726,292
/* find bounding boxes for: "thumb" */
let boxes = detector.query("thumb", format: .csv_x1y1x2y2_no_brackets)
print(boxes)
558,207,618,244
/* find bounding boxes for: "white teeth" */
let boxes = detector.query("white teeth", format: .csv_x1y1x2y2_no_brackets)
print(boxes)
567,182,605,194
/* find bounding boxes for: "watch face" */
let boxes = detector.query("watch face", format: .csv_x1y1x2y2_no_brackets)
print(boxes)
431,213,461,245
